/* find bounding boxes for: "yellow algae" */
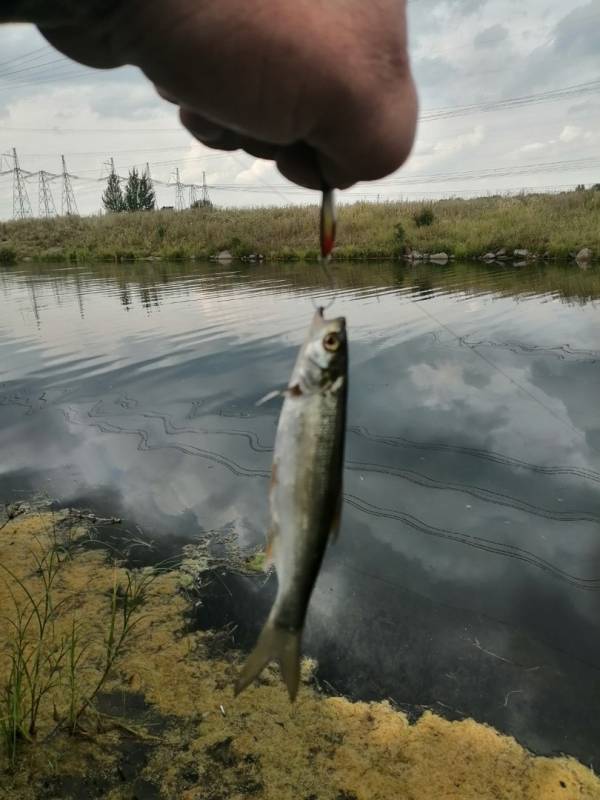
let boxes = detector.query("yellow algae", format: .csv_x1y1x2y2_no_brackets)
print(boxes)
1,508,599,800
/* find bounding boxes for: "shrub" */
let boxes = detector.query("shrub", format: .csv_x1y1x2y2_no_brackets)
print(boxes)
413,207,435,227
0,245,17,265
393,222,406,246
38,247,66,263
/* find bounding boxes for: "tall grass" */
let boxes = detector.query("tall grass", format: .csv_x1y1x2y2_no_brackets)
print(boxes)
0,515,161,767
0,544,68,763
1,189,598,263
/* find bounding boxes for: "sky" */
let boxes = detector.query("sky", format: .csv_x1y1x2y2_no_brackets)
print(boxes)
0,0,599,219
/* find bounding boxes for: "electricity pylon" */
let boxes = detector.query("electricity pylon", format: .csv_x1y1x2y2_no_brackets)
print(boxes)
12,148,32,219
61,155,78,215
38,170,57,217
175,168,185,211
201,171,211,206
189,184,198,206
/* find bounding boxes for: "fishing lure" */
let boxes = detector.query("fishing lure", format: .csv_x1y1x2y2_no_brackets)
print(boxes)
320,185,336,260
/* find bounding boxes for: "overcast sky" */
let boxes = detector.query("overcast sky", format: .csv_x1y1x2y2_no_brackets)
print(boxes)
0,0,599,219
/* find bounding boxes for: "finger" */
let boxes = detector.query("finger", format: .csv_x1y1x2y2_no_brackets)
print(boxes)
180,109,280,160
275,143,322,191
313,78,418,190
155,84,179,105
182,111,324,189
179,109,228,144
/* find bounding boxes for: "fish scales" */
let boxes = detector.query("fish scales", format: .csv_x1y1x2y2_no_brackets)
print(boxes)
235,307,347,701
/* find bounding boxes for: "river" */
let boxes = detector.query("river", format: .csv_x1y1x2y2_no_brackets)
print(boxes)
1,259,599,766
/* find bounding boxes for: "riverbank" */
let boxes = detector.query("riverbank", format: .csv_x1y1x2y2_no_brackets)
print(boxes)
1,503,599,799
0,189,598,265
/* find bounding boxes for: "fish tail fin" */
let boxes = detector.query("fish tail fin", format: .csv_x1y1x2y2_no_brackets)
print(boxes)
234,619,301,702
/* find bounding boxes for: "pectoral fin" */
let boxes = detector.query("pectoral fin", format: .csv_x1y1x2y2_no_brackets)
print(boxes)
264,520,279,569
256,389,283,407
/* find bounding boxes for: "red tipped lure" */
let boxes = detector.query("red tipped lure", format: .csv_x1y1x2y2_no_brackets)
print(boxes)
320,186,336,259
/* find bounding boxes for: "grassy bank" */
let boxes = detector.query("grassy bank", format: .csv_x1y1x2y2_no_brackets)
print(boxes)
1,505,599,799
0,189,598,264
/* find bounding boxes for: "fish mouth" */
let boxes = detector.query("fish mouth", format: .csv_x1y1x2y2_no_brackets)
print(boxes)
312,307,346,330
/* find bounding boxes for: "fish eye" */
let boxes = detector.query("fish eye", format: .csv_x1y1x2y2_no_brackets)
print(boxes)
323,332,340,352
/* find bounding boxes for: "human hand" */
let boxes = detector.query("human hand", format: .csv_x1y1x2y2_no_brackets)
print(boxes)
40,0,418,189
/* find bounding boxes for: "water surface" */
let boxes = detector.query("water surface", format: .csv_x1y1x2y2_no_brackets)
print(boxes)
1,259,599,765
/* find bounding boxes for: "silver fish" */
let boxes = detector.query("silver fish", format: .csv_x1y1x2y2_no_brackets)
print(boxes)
235,307,348,701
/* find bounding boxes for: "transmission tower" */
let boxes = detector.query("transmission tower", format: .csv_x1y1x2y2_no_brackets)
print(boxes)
144,162,151,179
189,184,198,206
12,148,32,219
174,168,185,211
61,155,78,216
201,171,211,206
38,171,57,218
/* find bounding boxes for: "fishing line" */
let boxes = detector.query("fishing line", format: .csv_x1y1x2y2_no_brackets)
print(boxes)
313,257,337,312
412,296,599,455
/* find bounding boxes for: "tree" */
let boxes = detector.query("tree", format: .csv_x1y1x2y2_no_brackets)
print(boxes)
138,173,156,211
102,172,125,213
191,198,213,210
124,168,141,211
122,168,156,211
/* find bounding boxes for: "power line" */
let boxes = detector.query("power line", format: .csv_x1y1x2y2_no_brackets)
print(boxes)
0,69,102,93
422,78,600,121
2,74,599,133
0,45,49,70
0,56,72,80
0,124,183,133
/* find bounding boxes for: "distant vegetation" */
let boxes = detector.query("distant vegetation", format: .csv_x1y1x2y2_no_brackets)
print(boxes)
0,188,599,264
102,167,156,213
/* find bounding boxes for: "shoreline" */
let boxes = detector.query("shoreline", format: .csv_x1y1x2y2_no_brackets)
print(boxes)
1,503,600,799
1,190,598,266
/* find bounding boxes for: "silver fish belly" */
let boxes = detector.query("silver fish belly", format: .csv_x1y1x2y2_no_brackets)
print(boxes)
235,307,347,701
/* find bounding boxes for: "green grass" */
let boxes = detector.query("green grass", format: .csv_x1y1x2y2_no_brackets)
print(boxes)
0,189,598,263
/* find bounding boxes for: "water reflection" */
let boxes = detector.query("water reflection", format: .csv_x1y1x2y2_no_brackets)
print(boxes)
1,260,599,764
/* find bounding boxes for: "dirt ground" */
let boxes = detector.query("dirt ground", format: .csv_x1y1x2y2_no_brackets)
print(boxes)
0,507,598,800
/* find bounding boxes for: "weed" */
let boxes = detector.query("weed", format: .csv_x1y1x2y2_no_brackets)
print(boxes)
0,545,68,765
66,567,154,733
1,190,599,262
413,207,435,227
0,514,162,764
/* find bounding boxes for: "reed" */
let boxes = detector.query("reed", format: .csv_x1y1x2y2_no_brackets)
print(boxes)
0,512,161,766
1,189,598,263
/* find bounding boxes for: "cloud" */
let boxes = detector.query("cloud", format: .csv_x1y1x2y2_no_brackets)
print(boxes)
474,23,509,49
414,56,458,88
551,0,600,59
518,142,547,153
88,78,164,120
559,125,583,143
2,4,600,217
